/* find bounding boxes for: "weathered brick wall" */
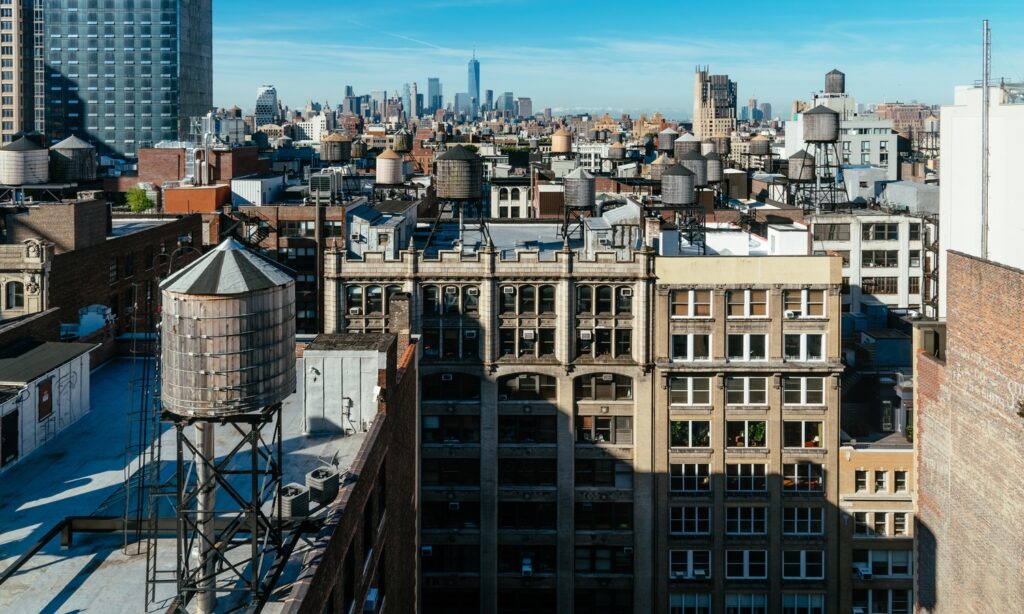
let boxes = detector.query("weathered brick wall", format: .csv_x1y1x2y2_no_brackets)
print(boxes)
915,251,1024,612
6,200,108,253
0,308,63,346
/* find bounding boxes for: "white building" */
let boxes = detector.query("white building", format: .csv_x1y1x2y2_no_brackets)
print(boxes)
231,174,286,206
939,84,1024,317
293,114,329,143
0,342,94,472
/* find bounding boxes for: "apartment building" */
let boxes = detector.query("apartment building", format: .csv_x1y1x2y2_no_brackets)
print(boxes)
838,441,914,614
807,211,937,316
322,197,844,614
0,0,32,143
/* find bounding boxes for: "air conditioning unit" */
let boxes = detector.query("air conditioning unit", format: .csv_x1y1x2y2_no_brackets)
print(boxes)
464,330,477,339
853,608,866,614
623,546,633,554
907,310,921,319
449,502,460,511
350,233,361,241
441,373,453,382
467,287,479,296
619,287,633,297
445,286,458,295
692,569,708,579
580,330,593,340
421,545,433,557
521,557,533,577
669,571,685,580
363,588,379,612
785,310,801,319
349,307,361,315
601,373,614,381
498,394,508,401
854,562,872,580
503,286,516,295
522,330,536,340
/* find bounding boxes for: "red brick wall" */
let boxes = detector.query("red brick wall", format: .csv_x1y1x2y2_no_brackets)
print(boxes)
915,251,1024,612
6,199,109,254
138,148,188,185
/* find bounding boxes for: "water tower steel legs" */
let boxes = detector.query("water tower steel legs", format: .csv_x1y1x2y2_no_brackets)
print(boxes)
195,421,217,614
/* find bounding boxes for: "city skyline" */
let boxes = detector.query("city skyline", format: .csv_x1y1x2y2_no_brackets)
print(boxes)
213,0,1024,117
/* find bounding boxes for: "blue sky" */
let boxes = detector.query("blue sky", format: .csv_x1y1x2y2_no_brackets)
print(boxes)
213,0,1024,118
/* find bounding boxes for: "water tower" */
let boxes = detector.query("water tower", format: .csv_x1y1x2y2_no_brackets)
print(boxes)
160,238,296,613
793,105,846,210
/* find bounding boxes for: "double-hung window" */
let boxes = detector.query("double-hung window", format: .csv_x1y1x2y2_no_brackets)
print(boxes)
727,334,767,361
784,333,824,361
725,550,767,579
782,550,824,579
672,334,711,361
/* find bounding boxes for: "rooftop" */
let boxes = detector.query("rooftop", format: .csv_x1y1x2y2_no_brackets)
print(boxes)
109,218,176,237
0,341,95,385
0,358,370,613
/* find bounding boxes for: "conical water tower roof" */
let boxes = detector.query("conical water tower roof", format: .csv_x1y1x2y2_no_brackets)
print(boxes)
565,167,594,179
51,135,95,150
161,238,293,295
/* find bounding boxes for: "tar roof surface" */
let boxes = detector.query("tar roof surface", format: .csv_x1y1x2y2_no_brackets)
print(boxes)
0,341,94,385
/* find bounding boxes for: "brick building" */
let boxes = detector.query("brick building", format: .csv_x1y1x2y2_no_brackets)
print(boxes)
912,251,1024,613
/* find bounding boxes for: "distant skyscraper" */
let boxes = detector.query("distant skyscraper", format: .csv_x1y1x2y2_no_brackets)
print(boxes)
403,83,417,120
344,85,355,98
370,91,386,119
454,93,470,117
517,97,533,119
468,54,480,119
759,102,773,121
748,97,758,120
500,92,514,115
41,0,213,157
428,78,442,113
255,86,279,127
485,90,494,112
740,106,749,121
692,66,738,140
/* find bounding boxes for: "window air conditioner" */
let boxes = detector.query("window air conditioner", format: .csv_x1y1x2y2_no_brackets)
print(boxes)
503,286,515,295
692,569,707,579
448,502,460,511
619,287,633,297
349,307,361,315
464,330,477,339
421,546,433,557
467,287,479,296
445,286,457,295
854,562,872,580
522,330,536,340
785,310,801,319
601,373,614,381
580,330,593,340
350,233,361,241
521,557,533,577
441,373,453,382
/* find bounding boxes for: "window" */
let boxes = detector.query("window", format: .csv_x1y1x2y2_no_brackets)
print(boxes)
812,223,850,241
576,416,633,444
671,334,711,361
727,290,768,317
862,222,899,241
858,549,913,578
669,550,711,580
862,277,898,294
783,289,825,317
854,512,870,535
726,377,767,405
498,501,554,530
538,284,556,313
670,289,711,317
575,373,632,400
725,550,767,579
894,512,909,536
669,377,711,405
422,459,478,486
855,470,868,492
783,421,823,448
575,502,633,531
726,506,767,535
279,220,314,237
726,421,766,448
909,277,920,294
575,459,632,488
671,420,711,448
874,471,888,493
498,459,556,486
422,415,480,443
784,334,824,361
894,470,908,492
908,223,921,241
109,255,118,283
783,507,824,535
727,334,767,361
669,593,711,614
499,373,557,401
499,415,556,444
874,512,888,535
725,594,768,614
852,589,913,614
862,249,899,268
671,506,711,535
783,550,824,579
783,462,824,493
421,373,480,401
4,281,23,309
726,464,766,492
670,463,710,493
782,594,824,614
783,377,825,405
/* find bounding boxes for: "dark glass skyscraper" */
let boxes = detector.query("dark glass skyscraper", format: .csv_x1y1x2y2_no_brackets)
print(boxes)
427,77,441,114
39,0,212,158
467,54,479,119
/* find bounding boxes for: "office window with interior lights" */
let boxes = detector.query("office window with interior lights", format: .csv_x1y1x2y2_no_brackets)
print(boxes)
670,463,710,493
783,462,824,493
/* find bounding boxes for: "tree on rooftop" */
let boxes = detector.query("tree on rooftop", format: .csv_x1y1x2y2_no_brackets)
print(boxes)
126,187,154,213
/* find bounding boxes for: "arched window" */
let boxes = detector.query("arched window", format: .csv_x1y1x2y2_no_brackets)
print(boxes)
574,373,633,401
576,286,592,314
499,187,509,201
346,285,363,313
463,286,479,313
443,286,460,314
518,285,536,313
385,285,403,311
511,188,521,201
498,373,558,401
5,282,24,309
365,285,383,314
595,285,613,314
615,286,633,314
422,285,439,315
539,285,556,313
422,372,480,401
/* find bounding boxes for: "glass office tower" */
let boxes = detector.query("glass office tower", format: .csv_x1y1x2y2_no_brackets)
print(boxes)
39,0,212,158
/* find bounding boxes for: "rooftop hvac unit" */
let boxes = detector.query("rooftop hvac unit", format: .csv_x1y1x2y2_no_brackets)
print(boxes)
306,467,340,505
466,287,479,296
349,307,361,315
445,286,458,295
785,310,801,319
619,287,633,297
503,286,515,295
278,483,310,518
522,330,536,340
580,330,593,340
